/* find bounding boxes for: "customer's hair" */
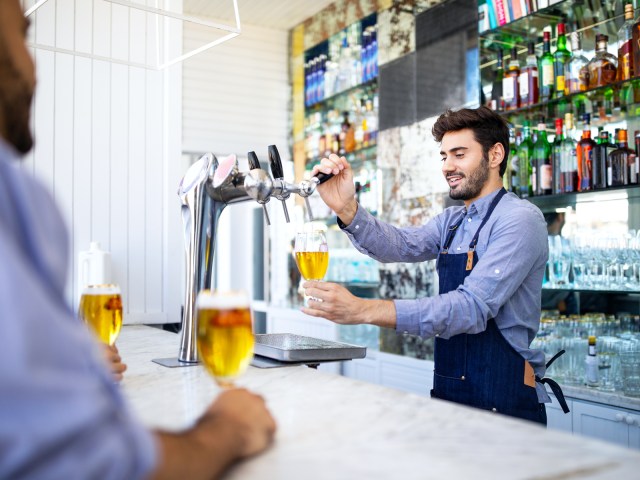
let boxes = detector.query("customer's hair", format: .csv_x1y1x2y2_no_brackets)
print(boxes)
432,106,510,177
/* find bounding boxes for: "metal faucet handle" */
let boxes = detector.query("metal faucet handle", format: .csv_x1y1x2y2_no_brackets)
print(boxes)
248,151,271,225
267,145,290,222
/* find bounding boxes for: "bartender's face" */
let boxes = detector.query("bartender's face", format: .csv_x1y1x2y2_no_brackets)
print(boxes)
0,0,36,154
440,129,490,201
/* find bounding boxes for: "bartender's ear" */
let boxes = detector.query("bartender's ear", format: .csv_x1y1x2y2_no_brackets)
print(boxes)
489,143,505,170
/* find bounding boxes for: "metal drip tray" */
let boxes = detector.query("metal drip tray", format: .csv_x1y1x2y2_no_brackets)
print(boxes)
254,333,367,363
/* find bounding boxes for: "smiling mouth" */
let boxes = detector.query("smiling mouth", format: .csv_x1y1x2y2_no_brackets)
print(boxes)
446,174,464,188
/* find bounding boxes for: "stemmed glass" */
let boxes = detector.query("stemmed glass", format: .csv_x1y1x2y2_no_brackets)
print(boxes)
196,290,254,388
294,226,329,303
78,284,123,346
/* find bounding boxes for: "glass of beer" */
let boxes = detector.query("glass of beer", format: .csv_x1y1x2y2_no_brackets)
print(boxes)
78,284,123,345
294,226,329,304
196,290,254,388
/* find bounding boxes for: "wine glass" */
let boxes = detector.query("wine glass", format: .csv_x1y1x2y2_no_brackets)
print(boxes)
293,226,329,303
78,284,123,346
196,290,254,388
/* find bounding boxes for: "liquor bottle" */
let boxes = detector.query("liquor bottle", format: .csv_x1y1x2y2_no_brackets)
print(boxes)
361,29,371,83
491,49,505,111
618,3,635,81
609,129,634,186
585,336,599,388
341,111,355,153
539,31,555,102
553,23,571,98
317,54,326,103
576,113,595,191
552,118,564,194
565,32,589,94
504,47,521,111
588,34,618,88
632,0,640,80
510,129,522,194
593,129,611,189
516,121,533,198
532,122,552,195
519,41,539,107
560,113,578,193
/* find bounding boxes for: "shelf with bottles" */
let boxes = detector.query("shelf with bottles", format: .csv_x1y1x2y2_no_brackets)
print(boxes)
480,1,640,120
479,0,623,53
304,13,378,110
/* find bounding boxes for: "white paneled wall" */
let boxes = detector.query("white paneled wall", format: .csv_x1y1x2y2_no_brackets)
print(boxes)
182,21,290,297
24,0,184,325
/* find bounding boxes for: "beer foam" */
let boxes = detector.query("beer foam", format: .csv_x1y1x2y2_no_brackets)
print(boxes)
81,284,121,295
197,290,250,309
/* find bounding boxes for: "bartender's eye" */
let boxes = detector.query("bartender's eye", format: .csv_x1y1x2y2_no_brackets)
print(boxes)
455,153,464,158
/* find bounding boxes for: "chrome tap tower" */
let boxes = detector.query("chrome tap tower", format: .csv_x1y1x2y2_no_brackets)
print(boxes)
153,145,329,367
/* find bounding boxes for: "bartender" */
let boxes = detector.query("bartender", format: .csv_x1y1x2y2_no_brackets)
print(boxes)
303,106,569,424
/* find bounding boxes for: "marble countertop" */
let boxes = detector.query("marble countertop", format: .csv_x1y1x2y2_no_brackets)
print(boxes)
118,325,640,480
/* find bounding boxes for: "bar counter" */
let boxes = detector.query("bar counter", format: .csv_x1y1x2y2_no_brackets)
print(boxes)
118,325,640,479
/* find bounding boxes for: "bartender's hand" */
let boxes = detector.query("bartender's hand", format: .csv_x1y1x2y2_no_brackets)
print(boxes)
311,154,358,225
102,343,127,382
301,281,397,329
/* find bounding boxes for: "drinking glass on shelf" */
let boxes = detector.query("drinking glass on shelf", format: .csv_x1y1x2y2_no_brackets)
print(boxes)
78,284,123,346
196,290,254,388
294,226,329,303
548,235,571,288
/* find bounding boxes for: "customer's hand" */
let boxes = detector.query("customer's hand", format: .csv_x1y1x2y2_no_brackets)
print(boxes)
311,154,358,225
102,344,127,382
199,388,277,458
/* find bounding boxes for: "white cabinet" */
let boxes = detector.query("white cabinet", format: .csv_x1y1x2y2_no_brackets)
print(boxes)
572,400,639,449
342,350,433,397
546,394,573,433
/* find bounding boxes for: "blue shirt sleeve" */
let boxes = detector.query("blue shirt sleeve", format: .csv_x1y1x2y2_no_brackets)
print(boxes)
0,148,157,480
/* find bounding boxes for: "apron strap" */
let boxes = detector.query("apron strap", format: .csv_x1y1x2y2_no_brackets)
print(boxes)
545,349,565,369
536,375,571,414
469,188,508,250
442,213,467,253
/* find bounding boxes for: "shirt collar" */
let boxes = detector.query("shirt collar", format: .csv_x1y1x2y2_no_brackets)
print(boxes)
466,187,503,218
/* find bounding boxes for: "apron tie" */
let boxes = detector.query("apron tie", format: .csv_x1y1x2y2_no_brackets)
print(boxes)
536,376,571,414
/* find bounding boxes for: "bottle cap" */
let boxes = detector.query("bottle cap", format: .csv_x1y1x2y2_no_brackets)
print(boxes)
557,23,565,35
543,31,550,41
588,335,596,345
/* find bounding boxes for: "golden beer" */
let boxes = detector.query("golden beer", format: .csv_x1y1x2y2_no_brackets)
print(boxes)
295,251,329,280
79,284,123,345
196,291,254,387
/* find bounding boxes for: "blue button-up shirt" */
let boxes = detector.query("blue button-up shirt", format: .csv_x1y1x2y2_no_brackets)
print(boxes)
0,139,157,478
341,188,550,402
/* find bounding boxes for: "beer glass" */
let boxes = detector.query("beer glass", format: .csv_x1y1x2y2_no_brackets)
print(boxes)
294,228,329,281
196,290,254,388
78,284,123,345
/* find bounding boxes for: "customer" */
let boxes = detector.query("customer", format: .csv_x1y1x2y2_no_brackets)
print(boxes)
0,1,275,478
304,106,569,424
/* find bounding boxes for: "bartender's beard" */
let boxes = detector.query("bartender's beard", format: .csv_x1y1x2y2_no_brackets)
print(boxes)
448,154,490,201
0,57,34,154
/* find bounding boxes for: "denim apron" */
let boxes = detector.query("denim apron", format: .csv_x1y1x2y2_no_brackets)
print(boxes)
431,188,568,424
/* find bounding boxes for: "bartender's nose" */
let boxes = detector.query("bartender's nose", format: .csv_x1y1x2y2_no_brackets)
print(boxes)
442,155,455,174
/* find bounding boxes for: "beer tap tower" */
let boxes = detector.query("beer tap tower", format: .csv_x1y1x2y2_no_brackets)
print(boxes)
153,145,330,367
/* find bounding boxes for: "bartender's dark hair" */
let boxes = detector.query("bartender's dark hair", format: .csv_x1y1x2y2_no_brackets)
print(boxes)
432,106,510,177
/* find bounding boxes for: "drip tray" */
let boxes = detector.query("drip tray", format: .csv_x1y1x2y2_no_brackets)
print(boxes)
253,333,367,363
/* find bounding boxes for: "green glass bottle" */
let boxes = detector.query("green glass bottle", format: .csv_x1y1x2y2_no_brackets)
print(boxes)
553,23,571,99
516,121,534,198
539,31,555,102
533,122,553,195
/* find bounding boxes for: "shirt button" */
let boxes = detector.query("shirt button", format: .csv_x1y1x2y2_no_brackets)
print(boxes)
492,408,497,412
355,225,360,230
435,334,439,337
467,218,472,222
494,269,500,274
403,331,408,335
457,246,461,250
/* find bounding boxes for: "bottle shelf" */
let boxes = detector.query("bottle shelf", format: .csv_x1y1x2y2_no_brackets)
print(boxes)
305,144,378,169
543,286,640,295
479,0,624,56
493,76,640,121
525,184,640,209
305,78,378,115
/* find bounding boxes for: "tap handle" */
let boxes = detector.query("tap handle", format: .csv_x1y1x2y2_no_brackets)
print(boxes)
268,145,284,179
262,205,271,225
313,172,334,185
248,151,261,170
